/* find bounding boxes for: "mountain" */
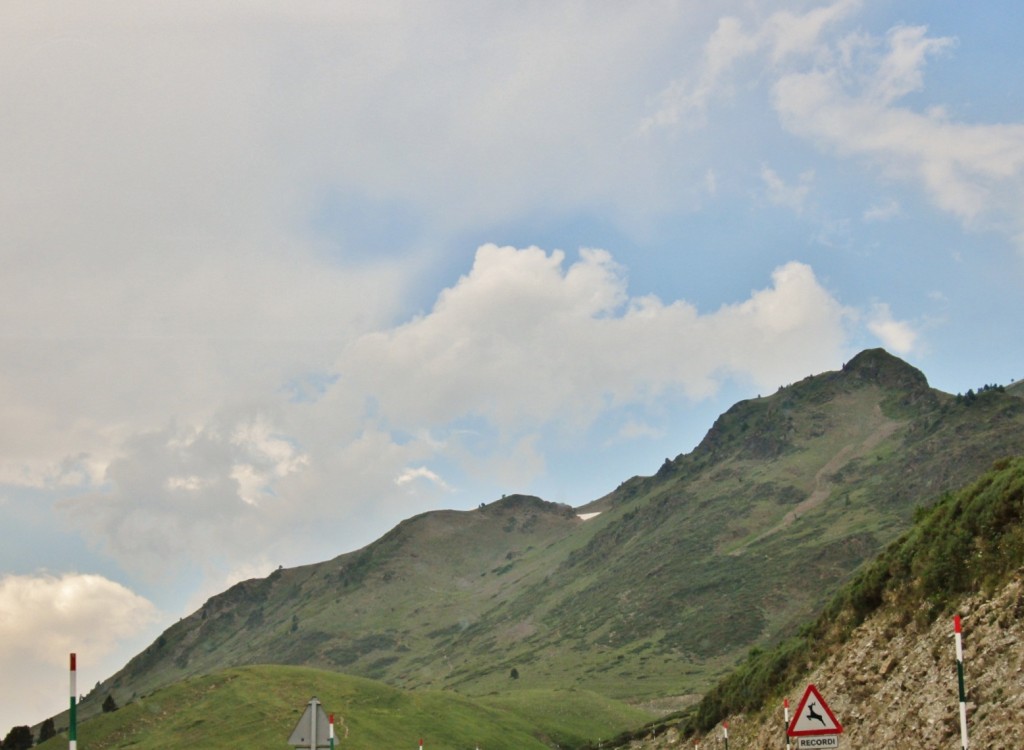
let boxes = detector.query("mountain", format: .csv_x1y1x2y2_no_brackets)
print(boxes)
39,439,1024,750
628,454,1024,749
75,349,1024,729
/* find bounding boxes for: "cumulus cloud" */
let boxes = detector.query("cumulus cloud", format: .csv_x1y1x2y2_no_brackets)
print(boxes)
0,573,158,726
340,245,850,434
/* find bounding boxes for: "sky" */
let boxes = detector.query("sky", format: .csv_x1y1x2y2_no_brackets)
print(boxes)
2,0,1024,734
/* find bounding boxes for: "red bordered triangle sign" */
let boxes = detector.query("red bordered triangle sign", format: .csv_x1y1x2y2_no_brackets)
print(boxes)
787,684,843,736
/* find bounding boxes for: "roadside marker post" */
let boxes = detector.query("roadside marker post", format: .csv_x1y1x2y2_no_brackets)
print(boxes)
783,698,791,750
722,720,728,750
69,653,77,750
954,615,969,750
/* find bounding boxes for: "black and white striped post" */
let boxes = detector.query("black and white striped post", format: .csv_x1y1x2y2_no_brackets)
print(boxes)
954,615,969,749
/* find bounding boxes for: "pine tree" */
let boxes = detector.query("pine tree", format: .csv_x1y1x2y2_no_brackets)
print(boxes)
38,718,56,743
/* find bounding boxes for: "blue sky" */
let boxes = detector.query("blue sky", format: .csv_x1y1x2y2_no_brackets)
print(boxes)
3,0,1024,733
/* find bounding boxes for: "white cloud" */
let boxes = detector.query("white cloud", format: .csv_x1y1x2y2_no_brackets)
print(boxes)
867,303,919,354
641,0,859,130
641,15,761,130
762,0,862,64
340,245,851,435
642,3,1024,248
0,573,158,728
868,26,956,105
395,466,452,492
773,25,1024,244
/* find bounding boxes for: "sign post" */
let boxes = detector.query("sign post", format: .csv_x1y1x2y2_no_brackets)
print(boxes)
787,684,843,749
288,697,332,750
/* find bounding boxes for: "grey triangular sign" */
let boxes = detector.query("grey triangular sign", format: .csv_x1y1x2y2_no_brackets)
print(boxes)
288,697,331,748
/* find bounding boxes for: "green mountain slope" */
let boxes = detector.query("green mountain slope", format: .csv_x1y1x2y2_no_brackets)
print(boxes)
80,349,1024,727
37,665,651,750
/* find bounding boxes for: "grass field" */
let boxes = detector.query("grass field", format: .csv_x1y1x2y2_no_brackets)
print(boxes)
37,665,653,750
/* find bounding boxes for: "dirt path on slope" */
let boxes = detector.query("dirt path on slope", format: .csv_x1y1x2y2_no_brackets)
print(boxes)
730,407,901,554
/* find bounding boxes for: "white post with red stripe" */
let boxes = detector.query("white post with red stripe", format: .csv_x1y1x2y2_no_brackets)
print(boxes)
954,615,969,749
329,713,335,750
722,720,728,749
783,698,790,750
69,653,77,750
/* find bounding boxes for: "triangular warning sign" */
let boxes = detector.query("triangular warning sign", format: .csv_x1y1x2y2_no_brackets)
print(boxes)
787,684,843,736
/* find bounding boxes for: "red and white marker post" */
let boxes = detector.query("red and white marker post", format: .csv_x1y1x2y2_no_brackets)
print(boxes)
954,615,969,750
722,720,728,749
783,698,791,750
69,653,77,750
329,713,335,750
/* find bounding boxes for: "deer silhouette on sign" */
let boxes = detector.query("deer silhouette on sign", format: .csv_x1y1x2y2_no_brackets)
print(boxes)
806,701,827,727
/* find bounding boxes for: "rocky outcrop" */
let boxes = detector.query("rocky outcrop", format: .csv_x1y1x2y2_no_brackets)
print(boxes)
630,572,1024,749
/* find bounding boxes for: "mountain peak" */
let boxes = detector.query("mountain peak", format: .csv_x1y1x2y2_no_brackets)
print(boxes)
481,493,576,518
841,348,929,390
679,349,931,466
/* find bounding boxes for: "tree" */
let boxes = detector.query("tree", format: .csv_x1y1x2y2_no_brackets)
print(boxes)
509,667,519,680
102,694,118,713
38,718,56,743
1,725,33,750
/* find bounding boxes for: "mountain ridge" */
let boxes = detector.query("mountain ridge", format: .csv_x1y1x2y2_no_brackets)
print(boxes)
66,349,1024,735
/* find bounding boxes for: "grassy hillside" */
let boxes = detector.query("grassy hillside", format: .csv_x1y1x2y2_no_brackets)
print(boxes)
37,665,651,750
78,349,1024,731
